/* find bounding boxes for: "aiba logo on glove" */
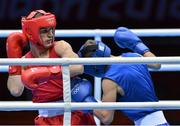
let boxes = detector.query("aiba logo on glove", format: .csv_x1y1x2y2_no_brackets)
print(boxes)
72,85,80,95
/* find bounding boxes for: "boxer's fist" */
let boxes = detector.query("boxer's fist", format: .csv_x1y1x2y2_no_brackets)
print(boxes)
114,27,150,55
21,66,61,90
71,78,96,113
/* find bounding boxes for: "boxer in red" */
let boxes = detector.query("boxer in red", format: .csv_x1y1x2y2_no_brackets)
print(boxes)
7,10,95,125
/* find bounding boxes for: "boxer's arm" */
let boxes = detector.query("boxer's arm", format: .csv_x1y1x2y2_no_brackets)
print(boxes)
114,27,161,70
7,75,24,97
143,52,161,69
94,79,117,125
54,41,84,77
6,32,28,96
6,32,28,75
7,57,26,97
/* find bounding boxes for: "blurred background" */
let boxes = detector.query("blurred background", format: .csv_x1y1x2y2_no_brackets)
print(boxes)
0,0,180,125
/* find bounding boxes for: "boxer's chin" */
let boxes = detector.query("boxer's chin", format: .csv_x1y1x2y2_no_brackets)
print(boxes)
44,40,54,48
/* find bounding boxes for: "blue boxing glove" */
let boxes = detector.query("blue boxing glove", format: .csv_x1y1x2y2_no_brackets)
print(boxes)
71,77,83,89
78,40,111,77
114,27,150,55
71,78,96,113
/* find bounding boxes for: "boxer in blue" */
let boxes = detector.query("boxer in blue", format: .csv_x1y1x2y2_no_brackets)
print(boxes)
74,27,169,125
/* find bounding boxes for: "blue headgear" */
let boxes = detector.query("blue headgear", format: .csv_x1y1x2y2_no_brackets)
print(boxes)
78,40,111,77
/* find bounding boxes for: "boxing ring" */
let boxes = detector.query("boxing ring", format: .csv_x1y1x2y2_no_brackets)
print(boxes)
0,29,180,125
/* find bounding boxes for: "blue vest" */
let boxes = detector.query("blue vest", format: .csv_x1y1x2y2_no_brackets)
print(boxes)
104,53,158,121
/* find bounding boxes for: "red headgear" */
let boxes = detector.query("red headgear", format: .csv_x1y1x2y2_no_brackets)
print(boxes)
21,10,56,47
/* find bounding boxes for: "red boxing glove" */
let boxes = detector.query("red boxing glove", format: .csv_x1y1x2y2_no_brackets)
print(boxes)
21,66,62,90
6,32,28,75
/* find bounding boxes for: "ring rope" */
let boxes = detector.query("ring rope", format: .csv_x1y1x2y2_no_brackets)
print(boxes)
94,35,102,125
1,57,180,66
0,29,180,37
62,65,71,126
0,101,180,111
2,64,180,72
